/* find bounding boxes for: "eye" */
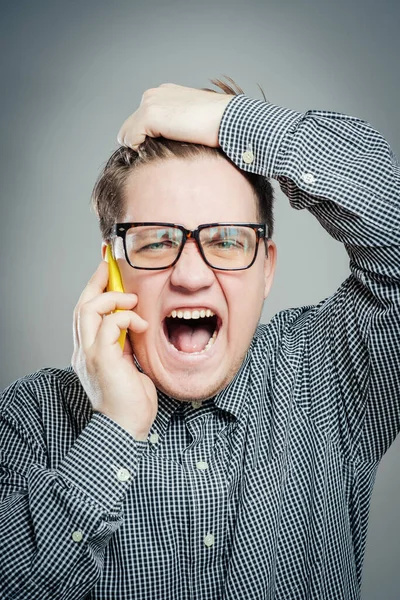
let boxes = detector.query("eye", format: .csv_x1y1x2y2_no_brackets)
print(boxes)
139,239,179,252
219,239,241,248
208,237,243,250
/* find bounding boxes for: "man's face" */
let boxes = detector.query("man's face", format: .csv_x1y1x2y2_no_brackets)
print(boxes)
107,155,276,401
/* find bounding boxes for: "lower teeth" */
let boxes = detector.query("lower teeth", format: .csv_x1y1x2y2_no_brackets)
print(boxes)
202,330,217,353
171,329,218,354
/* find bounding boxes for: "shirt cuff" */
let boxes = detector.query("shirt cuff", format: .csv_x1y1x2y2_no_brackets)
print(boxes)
57,413,147,510
218,94,302,177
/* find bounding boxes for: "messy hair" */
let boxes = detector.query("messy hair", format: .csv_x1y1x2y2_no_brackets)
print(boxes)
91,77,274,241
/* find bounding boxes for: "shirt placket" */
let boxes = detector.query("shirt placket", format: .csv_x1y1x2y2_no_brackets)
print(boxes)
183,407,230,599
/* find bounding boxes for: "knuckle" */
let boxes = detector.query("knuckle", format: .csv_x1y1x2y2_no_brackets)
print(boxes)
141,88,157,102
79,301,93,317
101,311,112,324
144,103,159,123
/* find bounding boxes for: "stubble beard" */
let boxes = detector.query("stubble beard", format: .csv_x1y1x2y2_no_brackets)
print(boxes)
150,348,249,402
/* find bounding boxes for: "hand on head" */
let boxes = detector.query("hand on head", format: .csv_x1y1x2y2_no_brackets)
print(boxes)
117,83,234,150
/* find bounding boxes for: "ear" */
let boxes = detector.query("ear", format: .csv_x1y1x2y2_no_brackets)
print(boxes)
101,242,108,260
263,240,277,299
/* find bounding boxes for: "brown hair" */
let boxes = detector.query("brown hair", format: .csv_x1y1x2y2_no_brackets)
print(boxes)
91,77,274,241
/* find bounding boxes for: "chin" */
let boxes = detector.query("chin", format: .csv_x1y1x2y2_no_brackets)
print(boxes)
150,356,247,403
131,325,251,402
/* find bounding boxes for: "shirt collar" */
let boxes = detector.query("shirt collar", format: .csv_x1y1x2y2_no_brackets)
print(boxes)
153,390,182,435
213,349,252,421
135,345,253,426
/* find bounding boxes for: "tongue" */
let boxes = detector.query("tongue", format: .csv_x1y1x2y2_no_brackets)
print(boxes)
169,323,212,353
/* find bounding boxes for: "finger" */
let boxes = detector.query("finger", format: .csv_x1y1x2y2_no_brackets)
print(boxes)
73,260,109,349
78,292,138,351
95,310,148,350
117,116,132,146
118,129,146,149
73,261,108,349
78,261,109,306
85,290,138,315
117,112,147,148
123,136,146,150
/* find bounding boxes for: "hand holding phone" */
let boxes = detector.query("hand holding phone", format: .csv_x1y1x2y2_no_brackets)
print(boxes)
105,245,127,349
72,258,156,440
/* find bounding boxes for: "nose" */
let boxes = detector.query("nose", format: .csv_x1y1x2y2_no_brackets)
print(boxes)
169,239,215,291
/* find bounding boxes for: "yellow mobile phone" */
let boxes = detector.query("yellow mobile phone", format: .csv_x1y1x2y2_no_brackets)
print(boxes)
105,245,127,349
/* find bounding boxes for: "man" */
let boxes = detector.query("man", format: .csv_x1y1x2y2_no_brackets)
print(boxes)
1,80,399,599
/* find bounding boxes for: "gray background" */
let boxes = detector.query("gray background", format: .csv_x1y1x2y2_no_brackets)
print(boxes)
0,0,399,597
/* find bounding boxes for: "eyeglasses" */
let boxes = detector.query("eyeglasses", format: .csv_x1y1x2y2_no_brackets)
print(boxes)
111,222,268,271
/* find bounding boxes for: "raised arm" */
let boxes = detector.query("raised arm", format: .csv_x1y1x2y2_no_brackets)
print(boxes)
118,83,400,461
218,94,400,461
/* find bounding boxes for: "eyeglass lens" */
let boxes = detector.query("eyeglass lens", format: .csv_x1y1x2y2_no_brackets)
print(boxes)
124,225,257,269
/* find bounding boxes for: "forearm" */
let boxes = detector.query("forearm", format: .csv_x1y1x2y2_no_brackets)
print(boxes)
0,413,146,599
219,95,400,282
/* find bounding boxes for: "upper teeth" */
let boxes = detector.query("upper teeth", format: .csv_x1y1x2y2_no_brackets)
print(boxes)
168,309,215,319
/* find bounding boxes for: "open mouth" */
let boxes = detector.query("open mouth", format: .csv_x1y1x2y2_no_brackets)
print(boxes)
164,309,219,354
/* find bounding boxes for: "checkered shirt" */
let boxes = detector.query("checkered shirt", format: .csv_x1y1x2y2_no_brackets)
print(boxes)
1,95,399,599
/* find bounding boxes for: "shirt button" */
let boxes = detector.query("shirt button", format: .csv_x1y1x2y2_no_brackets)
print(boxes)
204,533,215,547
116,467,131,482
191,400,202,409
196,461,208,471
149,433,159,444
242,150,254,164
72,530,83,543
302,172,315,184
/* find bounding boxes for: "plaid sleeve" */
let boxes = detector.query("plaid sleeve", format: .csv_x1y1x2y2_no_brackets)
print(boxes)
0,375,147,599
219,95,400,462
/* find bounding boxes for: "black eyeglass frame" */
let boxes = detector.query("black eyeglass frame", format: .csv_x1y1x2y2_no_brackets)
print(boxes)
111,222,269,271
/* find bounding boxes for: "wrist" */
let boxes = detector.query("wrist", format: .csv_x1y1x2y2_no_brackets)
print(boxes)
97,409,151,442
